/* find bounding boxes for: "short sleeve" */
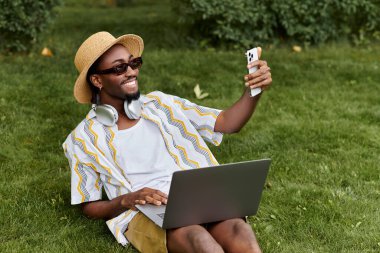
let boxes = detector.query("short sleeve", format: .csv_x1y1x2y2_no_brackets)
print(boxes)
170,95,223,146
63,134,103,205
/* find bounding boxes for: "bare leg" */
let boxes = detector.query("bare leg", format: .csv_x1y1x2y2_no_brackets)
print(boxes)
167,225,224,253
207,218,261,253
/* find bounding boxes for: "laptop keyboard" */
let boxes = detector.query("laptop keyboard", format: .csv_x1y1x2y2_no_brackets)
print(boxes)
157,213,165,219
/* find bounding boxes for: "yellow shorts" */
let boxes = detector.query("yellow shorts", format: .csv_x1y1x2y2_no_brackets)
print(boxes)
124,213,247,253
124,212,167,253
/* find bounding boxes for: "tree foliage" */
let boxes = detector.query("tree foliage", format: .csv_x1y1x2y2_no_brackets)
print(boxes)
173,0,380,47
0,0,61,53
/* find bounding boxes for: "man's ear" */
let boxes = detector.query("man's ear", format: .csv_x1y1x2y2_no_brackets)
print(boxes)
90,74,102,89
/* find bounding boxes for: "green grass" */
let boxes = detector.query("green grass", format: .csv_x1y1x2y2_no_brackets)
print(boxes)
1,0,379,252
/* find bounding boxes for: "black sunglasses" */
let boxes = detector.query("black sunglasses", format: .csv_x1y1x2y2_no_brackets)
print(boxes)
95,57,143,75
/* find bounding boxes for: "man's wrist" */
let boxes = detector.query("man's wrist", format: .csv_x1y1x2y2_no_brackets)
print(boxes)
120,193,134,209
245,87,263,98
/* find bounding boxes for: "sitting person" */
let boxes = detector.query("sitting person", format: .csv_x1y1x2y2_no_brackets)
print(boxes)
63,31,272,253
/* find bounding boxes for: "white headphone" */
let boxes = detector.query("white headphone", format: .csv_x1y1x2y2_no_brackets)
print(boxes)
93,99,142,127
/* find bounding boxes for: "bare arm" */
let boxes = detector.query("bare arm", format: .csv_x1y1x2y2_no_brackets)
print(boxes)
214,88,262,134
214,53,272,134
81,187,168,220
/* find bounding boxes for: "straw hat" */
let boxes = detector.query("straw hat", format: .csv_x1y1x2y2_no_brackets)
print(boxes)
74,31,144,104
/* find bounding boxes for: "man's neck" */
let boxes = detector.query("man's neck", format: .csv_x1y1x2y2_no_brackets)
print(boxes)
99,95,139,130
100,94,124,113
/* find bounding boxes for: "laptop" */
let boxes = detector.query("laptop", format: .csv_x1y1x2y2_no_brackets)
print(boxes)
136,159,271,229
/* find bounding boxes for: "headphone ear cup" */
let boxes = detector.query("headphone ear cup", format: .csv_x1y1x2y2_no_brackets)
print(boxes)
124,100,142,120
94,104,118,126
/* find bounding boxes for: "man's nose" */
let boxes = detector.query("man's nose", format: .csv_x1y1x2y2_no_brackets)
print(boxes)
125,65,139,76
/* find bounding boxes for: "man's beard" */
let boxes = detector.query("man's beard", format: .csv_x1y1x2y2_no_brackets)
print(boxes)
125,90,140,103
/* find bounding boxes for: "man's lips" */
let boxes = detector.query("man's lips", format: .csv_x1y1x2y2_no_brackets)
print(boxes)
121,78,137,87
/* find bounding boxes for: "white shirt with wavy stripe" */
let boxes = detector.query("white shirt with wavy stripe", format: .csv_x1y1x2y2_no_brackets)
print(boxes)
63,91,223,246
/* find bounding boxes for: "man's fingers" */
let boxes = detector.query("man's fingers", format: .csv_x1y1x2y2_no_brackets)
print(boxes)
135,199,146,205
154,191,168,204
249,77,272,90
245,71,271,87
145,196,163,205
153,189,168,199
146,193,168,205
135,188,168,205
250,72,271,85
145,196,156,204
244,66,270,81
152,193,167,204
247,59,267,69
143,188,168,198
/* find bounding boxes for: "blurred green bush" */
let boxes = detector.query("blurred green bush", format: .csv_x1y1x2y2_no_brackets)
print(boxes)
173,0,380,47
0,0,61,53
106,0,135,7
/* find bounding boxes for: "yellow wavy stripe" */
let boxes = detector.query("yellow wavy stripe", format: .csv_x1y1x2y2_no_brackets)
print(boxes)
176,145,199,167
117,186,121,197
141,113,186,170
87,120,113,183
73,131,113,177
108,128,119,165
114,209,133,236
198,128,221,146
82,161,99,172
173,99,218,119
82,161,101,191
88,119,106,157
198,127,215,136
148,95,218,165
73,154,85,202
107,127,130,187
125,209,133,217
94,177,100,191
118,209,133,223
108,209,133,227
116,227,120,238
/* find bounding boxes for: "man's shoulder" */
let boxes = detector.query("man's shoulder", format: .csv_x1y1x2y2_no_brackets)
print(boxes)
144,91,183,105
145,90,169,100
63,118,86,142
64,110,98,140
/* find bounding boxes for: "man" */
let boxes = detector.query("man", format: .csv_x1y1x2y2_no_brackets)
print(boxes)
63,31,272,253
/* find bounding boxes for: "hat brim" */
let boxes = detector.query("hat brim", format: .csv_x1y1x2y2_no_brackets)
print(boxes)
74,34,144,104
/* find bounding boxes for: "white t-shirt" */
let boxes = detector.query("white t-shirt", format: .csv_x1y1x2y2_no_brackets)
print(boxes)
113,117,181,194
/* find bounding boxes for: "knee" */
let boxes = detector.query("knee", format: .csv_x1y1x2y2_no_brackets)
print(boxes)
167,226,223,253
231,219,261,253
187,230,223,253
232,218,252,234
